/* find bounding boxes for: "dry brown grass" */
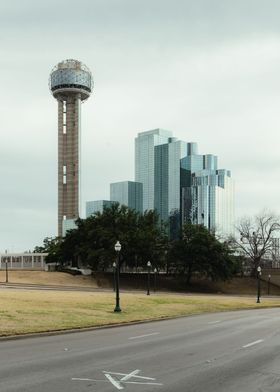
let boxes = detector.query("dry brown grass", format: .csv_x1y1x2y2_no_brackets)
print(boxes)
0,271,96,287
0,290,280,337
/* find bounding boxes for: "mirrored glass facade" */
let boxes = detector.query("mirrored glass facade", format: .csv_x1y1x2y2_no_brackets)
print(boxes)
154,140,196,237
136,128,234,237
86,200,116,218
182,166,234,236
110,181,143,213
62,218,77,237
135,129,172,211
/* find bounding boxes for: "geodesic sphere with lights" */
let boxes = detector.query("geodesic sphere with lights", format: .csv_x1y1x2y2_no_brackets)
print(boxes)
49,59,93,101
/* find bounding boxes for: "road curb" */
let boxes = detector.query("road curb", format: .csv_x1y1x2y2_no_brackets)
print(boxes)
0,306,278,342
0,316,184,342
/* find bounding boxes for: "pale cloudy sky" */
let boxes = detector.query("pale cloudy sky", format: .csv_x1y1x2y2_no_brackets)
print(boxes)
0,0,280,251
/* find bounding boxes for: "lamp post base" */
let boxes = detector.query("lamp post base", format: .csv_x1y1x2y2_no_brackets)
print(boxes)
114,306,122,312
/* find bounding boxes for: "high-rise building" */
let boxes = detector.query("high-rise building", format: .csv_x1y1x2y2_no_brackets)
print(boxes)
181,154,218,188
49,59,93,236
62,218,77,237
135,129,172,211
154,140,197,236
181,157,234,236
110,181,143,213
86,200,116,218
154,138,191,220
136,128,234,237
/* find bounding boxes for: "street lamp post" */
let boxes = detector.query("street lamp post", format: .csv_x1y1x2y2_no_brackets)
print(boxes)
114,241,121,312
257,266,262,303
5,259,8,283
268,274,271,296
154,268,157,293
112,261,116,292
147,261,151,295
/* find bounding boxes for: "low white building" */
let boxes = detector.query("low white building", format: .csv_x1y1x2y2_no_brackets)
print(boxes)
0,253,48,270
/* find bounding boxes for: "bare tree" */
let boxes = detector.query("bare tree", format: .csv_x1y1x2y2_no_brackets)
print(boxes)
233,211,280,276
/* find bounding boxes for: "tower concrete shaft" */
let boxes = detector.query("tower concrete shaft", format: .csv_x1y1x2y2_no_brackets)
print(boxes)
57,96,81,236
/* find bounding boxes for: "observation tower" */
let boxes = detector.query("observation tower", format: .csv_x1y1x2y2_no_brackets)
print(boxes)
49,59,93,236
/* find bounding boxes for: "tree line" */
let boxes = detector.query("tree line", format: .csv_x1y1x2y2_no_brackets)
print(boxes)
35,203,244,283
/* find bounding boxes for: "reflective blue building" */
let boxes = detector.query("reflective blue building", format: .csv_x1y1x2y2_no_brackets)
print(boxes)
154,140,198,237
86,200,116,218
135,129,172,211
181,155,234,236
136,129,234,237
110,181,143,213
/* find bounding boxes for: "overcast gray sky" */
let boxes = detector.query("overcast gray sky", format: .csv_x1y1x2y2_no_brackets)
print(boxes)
0,0,280,251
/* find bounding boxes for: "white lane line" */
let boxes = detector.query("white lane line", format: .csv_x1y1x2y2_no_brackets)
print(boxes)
128,332,159,340
208,320,221,324
72,377,107,382
125,381,163,386
242,339,264,348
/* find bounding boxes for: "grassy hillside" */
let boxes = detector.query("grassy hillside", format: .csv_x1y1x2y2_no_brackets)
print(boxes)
1,271,279,297
0,271,96,287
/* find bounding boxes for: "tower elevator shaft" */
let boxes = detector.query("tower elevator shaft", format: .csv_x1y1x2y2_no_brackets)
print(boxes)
57,95,81,237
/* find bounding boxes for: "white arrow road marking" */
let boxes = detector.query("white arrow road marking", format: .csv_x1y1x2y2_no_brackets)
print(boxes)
120,369,141,381
73,369,163,389
242,339,264,348
104,373,124,390
103,371,156,381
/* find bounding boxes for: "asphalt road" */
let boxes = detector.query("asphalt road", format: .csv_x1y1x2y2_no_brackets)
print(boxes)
1,308,280,391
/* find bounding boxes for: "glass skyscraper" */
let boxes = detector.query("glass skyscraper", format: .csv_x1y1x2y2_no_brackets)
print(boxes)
136,129,234,237
86,128,235,238
181,156,234,236
154,139,198,237
86,200,116,218
110,181,143,213
62,218,77,237
135,129,172,211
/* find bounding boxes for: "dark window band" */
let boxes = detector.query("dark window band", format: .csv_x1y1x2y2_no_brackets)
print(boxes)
51,84,91,93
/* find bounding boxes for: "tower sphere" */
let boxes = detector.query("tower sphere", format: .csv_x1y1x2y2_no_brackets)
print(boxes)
49,59,93,101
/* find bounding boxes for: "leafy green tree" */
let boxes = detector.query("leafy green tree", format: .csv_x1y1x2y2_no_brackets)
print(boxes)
49,204,167,270
34,237,63,264
168,223,235,283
